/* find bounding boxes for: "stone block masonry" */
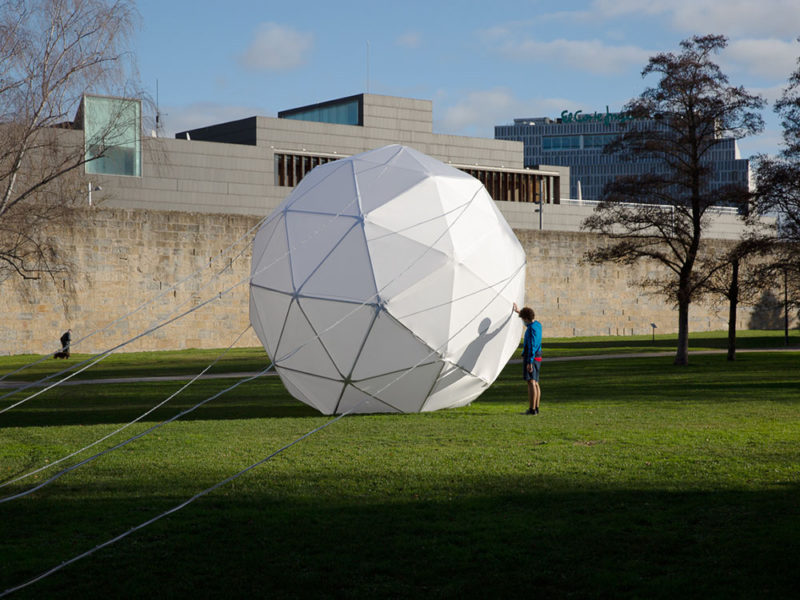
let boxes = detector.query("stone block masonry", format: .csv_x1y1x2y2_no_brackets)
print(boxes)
1,208,261,356
515,229,758,338
0,208,776,356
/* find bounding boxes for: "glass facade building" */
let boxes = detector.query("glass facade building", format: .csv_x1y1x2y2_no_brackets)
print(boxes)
83,95,142,177
278,95,362,126
495,113,750,202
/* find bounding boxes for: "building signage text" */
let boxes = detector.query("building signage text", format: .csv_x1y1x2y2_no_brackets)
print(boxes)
560,107,634,125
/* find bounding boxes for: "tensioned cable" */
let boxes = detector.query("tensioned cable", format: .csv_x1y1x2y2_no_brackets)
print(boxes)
0,325,253,490
0,162,392,495
0,360,274,505
0,241,255,407
0,216,270,405
0,177,482,499
0,258,525,598
0,288,241,414
0,162,365,411
1,153,526,595
1,164,506,501
0,212,274,383
0,260,519,503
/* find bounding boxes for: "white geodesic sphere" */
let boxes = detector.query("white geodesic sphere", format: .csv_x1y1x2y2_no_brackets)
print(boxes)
249,145,525,414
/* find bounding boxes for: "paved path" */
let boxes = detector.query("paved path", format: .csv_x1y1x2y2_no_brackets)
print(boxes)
1,347,796,391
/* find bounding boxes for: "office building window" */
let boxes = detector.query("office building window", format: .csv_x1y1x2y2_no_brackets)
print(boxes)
275,153,341,187
275,152,558,205
278,96,362,126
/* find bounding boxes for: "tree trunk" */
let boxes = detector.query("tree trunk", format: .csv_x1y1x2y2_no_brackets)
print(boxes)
674,299,690,366
727,259,739,361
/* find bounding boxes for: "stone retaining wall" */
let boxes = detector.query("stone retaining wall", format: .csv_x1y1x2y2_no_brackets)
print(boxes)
0,208,785,356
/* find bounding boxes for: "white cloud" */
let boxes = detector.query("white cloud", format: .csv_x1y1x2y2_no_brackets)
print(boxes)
239,23,313,71
160,102,269,138
436,88,572,136
738,128,785,158
495,37,651,75
723,39,799,81
749,83,790,105
590,0,800,38
396,31,421,49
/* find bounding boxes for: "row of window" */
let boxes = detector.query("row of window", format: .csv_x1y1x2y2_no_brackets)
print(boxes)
279,97,362,126
274,153,341,187
541,134,619,151
274,153,558,204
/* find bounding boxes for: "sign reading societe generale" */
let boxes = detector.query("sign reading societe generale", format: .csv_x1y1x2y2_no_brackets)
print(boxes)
560,106,636,125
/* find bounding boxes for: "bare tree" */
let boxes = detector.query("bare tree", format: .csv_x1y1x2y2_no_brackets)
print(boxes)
582,35,765,365
0,0,139,281
698,236,775,360
754,40,800,340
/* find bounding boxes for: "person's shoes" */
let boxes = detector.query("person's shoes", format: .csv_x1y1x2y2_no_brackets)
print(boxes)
522,408,536,415
534,408,539,415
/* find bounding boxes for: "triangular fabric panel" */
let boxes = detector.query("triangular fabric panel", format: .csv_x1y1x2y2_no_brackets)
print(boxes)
249,144,527,415
386,264,456,354
448,292,517,383
249,291,271,356
275,300,340,379
335,384,401,414
299,222,378,303
366,178,457,256
298,297,378,377
350,145,405,168
250,214,282,274
364,221,451,302
386,145,442,175
422,363,487,412
396,146,475,180
249,286,293,359
356,161,429,215
286,160,360,217
351,310,437,380
354,361,443,413
279,369,344,415
250,213,294,293
284,211,357,291
432,175,485,215
444,263,501,361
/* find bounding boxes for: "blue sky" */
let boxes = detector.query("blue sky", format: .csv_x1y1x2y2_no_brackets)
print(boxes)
133,0,800,158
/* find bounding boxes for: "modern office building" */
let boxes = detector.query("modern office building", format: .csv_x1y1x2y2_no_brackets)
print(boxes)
70,93,746,237
494,108,751,202
81,93,564,230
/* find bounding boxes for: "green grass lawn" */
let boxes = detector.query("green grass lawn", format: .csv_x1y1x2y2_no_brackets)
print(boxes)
2,329,797,383
0,342,799,598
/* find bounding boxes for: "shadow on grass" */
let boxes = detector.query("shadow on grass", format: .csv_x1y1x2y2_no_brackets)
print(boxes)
1,477,798,599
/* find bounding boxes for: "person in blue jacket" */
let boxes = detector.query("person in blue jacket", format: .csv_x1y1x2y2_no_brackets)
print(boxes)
514,303,542,415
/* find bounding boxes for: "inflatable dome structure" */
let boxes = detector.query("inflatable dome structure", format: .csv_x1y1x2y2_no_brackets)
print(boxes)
249,145,525,414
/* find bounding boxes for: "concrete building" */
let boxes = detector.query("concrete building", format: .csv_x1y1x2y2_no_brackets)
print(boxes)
89,93,564,231
83,93,747,238
495,107,751,203
1,92,777,356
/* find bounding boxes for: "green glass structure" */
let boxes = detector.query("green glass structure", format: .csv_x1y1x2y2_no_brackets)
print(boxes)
278,95,362,126
84,95,142,177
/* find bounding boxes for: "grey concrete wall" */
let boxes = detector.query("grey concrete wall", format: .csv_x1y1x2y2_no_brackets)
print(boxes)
91,137,274,216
